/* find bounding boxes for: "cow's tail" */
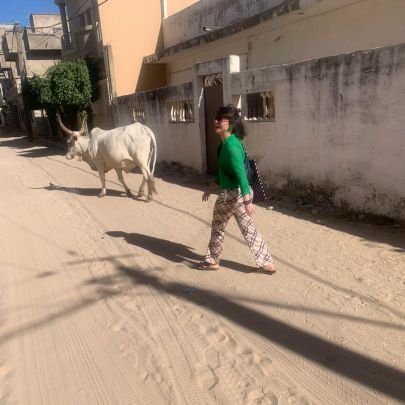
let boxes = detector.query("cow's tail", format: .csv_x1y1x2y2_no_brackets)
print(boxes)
147,128,157,176
147,127,158,194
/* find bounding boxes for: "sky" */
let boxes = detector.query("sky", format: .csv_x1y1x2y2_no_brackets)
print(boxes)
0,0,59,25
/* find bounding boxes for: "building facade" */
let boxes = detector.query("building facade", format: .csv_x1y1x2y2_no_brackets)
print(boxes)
115,0,405,220
54,0,197,128
0,15,62,131
54,0,405,220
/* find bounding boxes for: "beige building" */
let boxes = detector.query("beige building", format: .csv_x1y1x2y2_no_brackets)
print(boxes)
0,15,62,131
54,0,197,128
111,0,405,221
54,0,405,220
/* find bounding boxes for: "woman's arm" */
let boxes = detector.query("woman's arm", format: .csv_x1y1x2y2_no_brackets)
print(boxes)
202,182,219,201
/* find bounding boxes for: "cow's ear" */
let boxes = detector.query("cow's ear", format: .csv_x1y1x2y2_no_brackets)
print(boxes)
73,134,78,141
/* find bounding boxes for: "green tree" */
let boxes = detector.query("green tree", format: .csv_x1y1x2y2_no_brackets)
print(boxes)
47,59,92,130
47,59,92,107
21,59,95,137
21,75,52,110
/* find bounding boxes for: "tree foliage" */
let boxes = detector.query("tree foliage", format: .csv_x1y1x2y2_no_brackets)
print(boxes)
47,59,92,107
22,60,93,110
21,59,96,135
21,75,52,110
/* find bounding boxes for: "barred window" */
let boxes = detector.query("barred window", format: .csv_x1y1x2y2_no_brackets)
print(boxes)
131,104,145,123
245,91,275,121
167,99,194,123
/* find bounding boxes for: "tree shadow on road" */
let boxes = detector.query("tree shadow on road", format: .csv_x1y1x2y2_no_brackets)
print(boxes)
0,135,63,158
111,263,405,402
0,287,119,348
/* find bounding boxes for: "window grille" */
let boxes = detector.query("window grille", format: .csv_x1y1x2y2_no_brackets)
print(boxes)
245,91,275,121
167,99,194,123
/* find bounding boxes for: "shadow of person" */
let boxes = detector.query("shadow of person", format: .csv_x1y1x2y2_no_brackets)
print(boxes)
106,231,255,273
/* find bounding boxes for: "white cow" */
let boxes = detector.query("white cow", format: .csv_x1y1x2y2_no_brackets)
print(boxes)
57,115,157,200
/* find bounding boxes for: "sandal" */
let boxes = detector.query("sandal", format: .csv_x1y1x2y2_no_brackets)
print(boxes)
198,261,219,271
258,263,276,275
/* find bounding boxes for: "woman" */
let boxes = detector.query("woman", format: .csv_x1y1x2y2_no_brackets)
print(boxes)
199,105,276,274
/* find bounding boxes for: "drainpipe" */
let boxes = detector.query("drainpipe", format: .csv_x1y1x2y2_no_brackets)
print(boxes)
160,0,168,19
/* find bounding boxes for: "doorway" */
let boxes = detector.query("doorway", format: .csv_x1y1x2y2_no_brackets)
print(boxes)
204,74,223,174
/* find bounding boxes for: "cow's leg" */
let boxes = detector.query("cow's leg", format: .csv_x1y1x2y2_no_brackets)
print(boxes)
96,165,107,197
138,176,147,198
138,165,155,201
115,169,132,197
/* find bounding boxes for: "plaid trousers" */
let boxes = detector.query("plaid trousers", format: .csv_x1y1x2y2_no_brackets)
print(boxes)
204,189,273,268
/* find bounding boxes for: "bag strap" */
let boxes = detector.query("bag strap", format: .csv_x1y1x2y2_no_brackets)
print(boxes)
241,143,249,160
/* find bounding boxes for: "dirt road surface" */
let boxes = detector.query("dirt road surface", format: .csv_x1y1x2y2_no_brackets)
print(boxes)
0,133,404,404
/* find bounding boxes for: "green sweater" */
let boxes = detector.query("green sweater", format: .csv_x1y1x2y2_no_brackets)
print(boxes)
215,134,250,196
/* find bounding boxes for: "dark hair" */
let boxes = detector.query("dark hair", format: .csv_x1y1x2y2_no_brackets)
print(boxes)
215,104,245,139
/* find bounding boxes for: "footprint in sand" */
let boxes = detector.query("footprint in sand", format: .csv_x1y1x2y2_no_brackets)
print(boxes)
287,393,310,405
205,347,220,369
206,327,228,344
258,358,274,377
244,387,278,404
108,321,126,332
195,366,218,391
119,343,137,365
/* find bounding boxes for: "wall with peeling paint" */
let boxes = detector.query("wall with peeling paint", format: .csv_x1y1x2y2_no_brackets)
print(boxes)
231,44,405,219
113,83,201,170
163,0,295,48
164,0,405,88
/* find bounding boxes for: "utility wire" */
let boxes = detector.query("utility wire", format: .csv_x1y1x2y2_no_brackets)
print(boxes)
27,0,110,31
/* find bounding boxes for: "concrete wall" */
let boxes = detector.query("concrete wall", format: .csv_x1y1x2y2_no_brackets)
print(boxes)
26,59,59,77
0,26,18,79
65,0,91,35
166,0,200,17
231,44,405,220
25,33,62,52
62,0,102,59
30,14,62,35
163,0,289,48
115,41,405,220
98,0,166,96
2,25,61,78
165,0,405,86
114,82,201,170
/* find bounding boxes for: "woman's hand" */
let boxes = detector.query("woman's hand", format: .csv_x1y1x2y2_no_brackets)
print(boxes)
202,190,211,201
202,182,218,202
245,202,255,216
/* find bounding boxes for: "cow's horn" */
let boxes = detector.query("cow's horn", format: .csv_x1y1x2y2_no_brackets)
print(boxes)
56,113,74,137
79,117,86,135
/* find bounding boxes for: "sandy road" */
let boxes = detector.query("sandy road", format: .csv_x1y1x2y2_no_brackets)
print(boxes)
0,133,404,404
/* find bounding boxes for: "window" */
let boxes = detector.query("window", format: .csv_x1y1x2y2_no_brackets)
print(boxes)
167,100,194,123
245,91,275,121
131,104,145,123
79,8,93,28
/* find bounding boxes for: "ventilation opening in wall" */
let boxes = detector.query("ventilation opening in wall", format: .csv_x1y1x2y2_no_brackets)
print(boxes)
204,73,223,87
167,100,194,123
131,104,145,123
245,91,275,121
